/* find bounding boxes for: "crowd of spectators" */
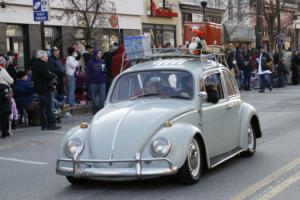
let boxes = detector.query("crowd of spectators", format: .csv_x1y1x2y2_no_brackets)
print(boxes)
0,41,126,138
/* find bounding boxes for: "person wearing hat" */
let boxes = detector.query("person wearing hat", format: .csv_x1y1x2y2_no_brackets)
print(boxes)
12,71,39,126
187,29,206,55
257,46,273,93
32,50,61,130
48,46,65,102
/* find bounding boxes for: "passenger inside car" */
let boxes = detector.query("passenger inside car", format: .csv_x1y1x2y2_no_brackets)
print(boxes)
144,78,159,94
206,85,219,103
180,76,193,98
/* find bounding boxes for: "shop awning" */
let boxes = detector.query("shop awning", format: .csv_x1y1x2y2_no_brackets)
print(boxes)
223,22,255,42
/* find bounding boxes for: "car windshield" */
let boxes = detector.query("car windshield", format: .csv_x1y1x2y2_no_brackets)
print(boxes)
111,70,194,103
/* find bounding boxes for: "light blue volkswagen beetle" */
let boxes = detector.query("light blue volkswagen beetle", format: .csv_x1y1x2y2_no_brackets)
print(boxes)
56,56,262,185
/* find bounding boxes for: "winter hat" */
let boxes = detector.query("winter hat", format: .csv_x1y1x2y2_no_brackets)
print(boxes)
0,56,6,67
16,71,26,79
92,49,101,58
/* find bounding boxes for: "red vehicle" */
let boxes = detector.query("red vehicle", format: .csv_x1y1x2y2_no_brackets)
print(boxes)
183,22,223,46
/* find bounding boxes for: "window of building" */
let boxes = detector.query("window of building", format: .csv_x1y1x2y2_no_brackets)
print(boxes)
45,26,62,51
143,24,176,48
6,24,26,70
101,29,119,52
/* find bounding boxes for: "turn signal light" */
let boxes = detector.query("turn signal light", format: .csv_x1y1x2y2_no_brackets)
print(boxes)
80,122,88,129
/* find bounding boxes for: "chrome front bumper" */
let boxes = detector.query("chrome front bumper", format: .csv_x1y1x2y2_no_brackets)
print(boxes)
56,153,177,179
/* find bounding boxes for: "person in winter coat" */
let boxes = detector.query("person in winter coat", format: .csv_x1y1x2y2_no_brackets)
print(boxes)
32,50,61,130
111,45,128,79
0,83,12,138
12,71,39,126
243,51,253,91
103,42,118,93
48,46,66,101
6,52,19,81
257,46,273,93
291,50,300,85
86,49,106,114
65,47,79,106
0,56,14,86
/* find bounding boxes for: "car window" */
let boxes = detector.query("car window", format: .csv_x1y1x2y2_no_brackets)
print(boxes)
202,73,224,103
223,70,239,96
111,70,194,103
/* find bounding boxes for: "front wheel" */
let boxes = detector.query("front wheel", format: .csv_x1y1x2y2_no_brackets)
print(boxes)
66,176,87,185
241,124,256,157
177,138,203,185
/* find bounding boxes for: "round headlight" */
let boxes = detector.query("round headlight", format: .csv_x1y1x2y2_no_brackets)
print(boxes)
151,137,171,157
64,137,84,158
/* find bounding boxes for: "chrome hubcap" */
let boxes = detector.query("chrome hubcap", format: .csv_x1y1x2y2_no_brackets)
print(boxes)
188,139,200,177
247,126,254,151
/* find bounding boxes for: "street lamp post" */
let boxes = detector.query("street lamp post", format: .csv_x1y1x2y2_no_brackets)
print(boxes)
200,1,208,22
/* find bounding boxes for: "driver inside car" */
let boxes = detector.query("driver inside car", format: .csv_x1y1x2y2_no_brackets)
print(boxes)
144,78,159,94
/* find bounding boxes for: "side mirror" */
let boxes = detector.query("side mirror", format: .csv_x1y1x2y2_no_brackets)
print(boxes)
198,91,207,101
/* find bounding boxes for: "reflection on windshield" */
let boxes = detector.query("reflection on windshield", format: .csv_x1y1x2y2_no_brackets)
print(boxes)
111,71,194,103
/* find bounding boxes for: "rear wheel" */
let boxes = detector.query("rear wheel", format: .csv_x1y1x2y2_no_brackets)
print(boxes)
177,138,203,185
241,124,256,157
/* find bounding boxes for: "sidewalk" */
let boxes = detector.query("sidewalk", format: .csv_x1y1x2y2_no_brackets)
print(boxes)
61,104,92,116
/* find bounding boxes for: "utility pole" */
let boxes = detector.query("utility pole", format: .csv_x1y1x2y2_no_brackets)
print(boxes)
256,0,264,48
41,22,46,49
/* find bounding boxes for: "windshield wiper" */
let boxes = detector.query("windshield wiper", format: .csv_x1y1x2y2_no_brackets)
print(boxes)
129,93,161,100
169,95,192,100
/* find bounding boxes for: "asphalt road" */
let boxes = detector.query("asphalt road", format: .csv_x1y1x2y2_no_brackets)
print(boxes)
1,85,300,200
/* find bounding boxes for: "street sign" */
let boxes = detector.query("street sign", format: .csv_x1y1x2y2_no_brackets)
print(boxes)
33,0,50,22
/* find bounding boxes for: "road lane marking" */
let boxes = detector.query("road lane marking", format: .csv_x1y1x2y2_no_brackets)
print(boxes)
231,157,300,200
0,157,48,165
257,171,300,200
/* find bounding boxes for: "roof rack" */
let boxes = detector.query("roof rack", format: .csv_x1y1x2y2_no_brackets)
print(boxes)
120,45,229,72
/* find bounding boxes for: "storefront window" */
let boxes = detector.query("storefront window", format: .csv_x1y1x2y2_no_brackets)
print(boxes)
100,29,119,52
142,24,176,48
6,24,25,70
45,26,62,51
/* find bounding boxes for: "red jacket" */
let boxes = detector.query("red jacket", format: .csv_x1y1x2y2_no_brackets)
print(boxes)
111,45,128,78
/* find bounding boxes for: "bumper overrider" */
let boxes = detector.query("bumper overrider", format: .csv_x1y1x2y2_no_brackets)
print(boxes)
56,153,178,179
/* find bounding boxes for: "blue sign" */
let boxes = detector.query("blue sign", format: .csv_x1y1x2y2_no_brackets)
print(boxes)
33,0,49,22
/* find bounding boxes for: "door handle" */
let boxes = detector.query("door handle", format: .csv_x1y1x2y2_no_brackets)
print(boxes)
226,104,233,109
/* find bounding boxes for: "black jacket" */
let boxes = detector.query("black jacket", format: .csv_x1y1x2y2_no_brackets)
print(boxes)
259,52,272,71
0,83,11,114
32,59,55,94
48,55,65,77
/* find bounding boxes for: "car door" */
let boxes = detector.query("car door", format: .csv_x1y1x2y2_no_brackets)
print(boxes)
200,70,239,158
221,70,242,150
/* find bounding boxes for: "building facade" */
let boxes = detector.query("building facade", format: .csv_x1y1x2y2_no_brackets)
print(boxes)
250,0,297,51
294,2,300,49
141,0,182,48
0,0,143,69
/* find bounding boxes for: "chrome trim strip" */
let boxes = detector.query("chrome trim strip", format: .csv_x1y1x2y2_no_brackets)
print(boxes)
56,166,177,177
56,157,176,177
171,109,199,122
210,149,244,168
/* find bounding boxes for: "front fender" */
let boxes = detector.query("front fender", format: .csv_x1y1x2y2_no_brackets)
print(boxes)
142,123,209,170
240,103,262,149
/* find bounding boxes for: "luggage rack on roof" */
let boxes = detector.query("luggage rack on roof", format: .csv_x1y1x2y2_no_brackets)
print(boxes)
120,45,229,72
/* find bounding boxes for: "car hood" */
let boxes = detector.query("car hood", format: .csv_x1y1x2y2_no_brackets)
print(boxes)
88,100,195,160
